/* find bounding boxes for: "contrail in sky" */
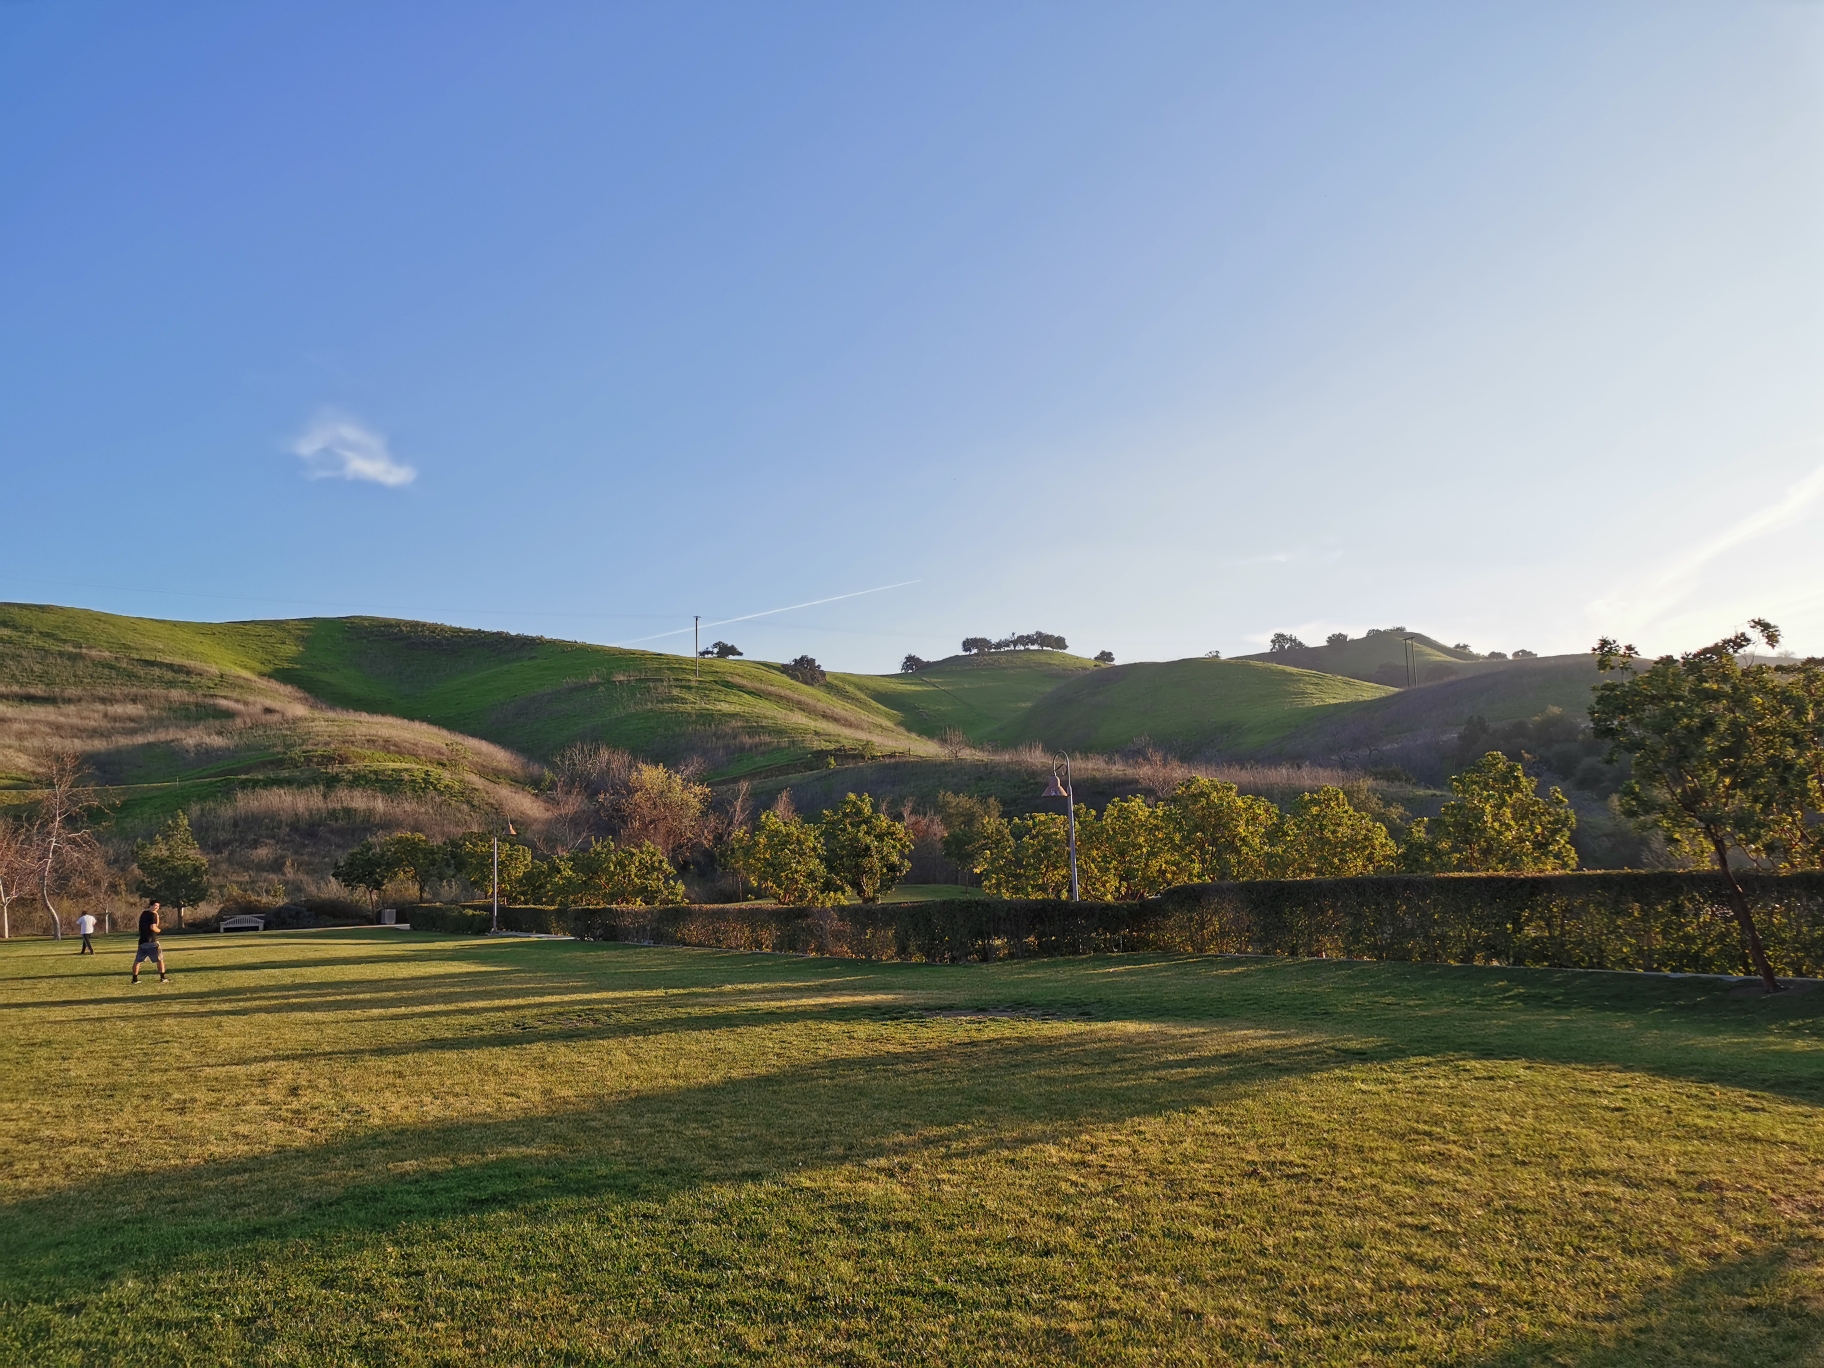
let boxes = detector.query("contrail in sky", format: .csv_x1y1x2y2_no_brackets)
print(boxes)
611,580,922,647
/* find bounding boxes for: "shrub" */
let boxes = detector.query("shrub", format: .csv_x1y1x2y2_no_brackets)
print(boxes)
782,655,826,685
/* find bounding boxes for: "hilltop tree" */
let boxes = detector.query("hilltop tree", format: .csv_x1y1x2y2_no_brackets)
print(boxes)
1589,620,1822,992
700,641,743,658
1094,650,1115,664
901,654,930,672
1268,633,1308,653
782,655,826,685
961,637,995,654
1403,753,1577,873
818,793,913,903
134,812,211,924
1326,632,1349,647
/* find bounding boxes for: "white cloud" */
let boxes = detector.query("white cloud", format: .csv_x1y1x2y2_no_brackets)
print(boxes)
291,415,417,487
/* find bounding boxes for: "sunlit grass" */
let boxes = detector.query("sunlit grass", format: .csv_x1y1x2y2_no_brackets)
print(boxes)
2,931,1820,1365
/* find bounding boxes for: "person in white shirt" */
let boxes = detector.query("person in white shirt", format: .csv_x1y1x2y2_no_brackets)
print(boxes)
75,912,97,955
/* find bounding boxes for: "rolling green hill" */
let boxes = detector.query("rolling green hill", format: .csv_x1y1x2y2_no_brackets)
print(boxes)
837,650,1101,743
996,657,1396,754
1239,631,1496,687
0,605,931,786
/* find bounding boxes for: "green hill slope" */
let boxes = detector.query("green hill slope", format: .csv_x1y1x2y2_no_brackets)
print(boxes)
996,657,1395,754
0,604,929,783
1250,653,1605,762
837,651,1101,743
1238,631,1498,687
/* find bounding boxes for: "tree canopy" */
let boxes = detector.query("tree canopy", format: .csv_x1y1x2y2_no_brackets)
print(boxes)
133,811,210,916
1403,753,1577,873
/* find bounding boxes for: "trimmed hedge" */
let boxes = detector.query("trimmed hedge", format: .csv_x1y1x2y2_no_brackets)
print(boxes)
402,873,1824,978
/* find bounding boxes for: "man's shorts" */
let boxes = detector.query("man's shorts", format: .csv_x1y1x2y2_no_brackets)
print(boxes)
134,941,163,963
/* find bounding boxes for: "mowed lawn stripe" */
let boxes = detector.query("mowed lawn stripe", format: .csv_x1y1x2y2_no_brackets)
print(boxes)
1,931,1820,1366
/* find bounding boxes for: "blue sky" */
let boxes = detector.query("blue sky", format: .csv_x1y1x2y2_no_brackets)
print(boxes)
3,2,1820,670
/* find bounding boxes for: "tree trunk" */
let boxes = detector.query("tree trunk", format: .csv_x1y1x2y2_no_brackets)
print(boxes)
40,839,62,941
1712,837,1780,993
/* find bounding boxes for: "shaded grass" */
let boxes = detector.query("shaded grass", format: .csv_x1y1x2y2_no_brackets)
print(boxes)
2,933,1821,1365
840,651,1101,744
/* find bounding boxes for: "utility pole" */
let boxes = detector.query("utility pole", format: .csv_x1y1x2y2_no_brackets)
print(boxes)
1403,634,1416,688
694,615,701,681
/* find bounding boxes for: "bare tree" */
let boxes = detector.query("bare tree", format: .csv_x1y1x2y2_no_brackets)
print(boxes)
30,753,105,941
940,727,969,761
0,818,31,940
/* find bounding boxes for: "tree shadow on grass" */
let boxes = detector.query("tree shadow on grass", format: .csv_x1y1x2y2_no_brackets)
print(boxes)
0,1024,1337,1301
1471,1239,1824,1367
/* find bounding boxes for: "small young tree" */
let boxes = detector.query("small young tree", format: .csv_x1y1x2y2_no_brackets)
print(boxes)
1402,753,1577,873
30,753,104,940
1267,787,1397,878
134,812,211,926
817,793,913,903
1589,621,1820,992
936,791,1001,878
0,818,31,939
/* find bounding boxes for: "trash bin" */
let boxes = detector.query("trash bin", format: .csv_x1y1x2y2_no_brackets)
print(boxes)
379,908,397,925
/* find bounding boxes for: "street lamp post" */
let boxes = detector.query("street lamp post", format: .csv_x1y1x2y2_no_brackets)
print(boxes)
1042,754,1080,902
491,834,500,933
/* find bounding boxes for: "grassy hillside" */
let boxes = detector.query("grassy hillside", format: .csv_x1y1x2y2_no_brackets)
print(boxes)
0,605,933,780
1238,631,1497,687
837,650,1101,743
996,657,1395,754
1252,653,1605,768
6,934,1819,1364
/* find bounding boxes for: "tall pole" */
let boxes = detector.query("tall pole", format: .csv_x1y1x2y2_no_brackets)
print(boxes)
1063,754,1079,903
491,835,499,933
694,615,701,681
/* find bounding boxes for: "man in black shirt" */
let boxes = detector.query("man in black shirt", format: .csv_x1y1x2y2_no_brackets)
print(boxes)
132,902,167,983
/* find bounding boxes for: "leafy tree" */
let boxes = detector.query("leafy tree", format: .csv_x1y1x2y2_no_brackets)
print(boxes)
1403,753,1577,873
1204,649,1222,659
134,812,211,921
961,637,995,654
817,793,913,903
1268,633,1308,653
1589,621,1821,991
443,832,535,902
976,811,1074,899
1325,632,1349,647
1094,650,1115,664
700,640,743,658
781,655,826,685
726,811,840,906
1485,650,1509,660
901,654,930,673
1267,787,1397,878
1159,777,1278,882
936,792,1001,874
333,838,403,905
611,763,710,864
564,838,686,906
1083,795,1176,900
381,832,449,901
1513,649,1537,658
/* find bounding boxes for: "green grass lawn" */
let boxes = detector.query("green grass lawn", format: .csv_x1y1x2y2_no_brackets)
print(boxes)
839,650,1101,744
4,932,1820,1365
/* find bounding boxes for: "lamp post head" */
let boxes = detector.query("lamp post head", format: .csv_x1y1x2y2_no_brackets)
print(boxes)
1042,775,1066,799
